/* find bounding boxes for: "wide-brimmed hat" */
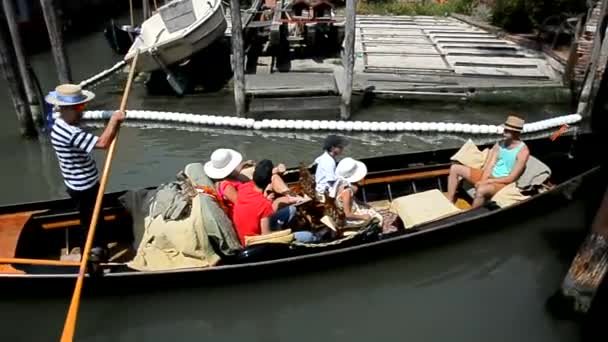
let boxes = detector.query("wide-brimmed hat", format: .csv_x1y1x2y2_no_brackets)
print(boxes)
45,84,95,107
502,115,525,132
335,157,368,183
204,148,243,180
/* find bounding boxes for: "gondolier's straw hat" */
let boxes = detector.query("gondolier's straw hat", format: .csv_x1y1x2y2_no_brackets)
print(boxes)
502,115,525,133
45,84,95,107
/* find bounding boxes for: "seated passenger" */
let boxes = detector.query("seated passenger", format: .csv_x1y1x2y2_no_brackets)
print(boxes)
232,160,318,246
204,148,292,217
446,115,530,208
314,135,349,198
330,157,383,228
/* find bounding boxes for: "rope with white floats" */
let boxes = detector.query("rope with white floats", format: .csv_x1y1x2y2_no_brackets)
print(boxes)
54,110,583,134
78,60,127,89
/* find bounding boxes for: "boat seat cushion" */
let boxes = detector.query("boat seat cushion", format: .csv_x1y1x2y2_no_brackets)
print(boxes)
450,139,489,169
390,189,462,229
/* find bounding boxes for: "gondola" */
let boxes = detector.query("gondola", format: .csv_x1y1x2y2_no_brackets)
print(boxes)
0,132,600,294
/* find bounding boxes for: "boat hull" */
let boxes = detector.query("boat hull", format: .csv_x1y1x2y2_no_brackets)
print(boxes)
0,133,601,295
124,0,227,72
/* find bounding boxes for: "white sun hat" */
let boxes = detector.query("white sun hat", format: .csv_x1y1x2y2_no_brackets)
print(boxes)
203,148,243,179
335,157,368,183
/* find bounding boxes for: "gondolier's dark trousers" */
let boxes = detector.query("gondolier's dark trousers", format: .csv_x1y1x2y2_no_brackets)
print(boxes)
66,183,107,248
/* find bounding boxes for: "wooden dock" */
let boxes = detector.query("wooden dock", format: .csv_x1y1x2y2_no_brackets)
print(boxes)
245,15,565,104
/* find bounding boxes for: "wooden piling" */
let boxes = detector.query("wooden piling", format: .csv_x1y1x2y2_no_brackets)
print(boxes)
0,13,37,137
143,0,150,21
558,34,608,315
560,187,608,314
340,0,356,120
40,0,72,83
577,0,608,115
229,0,246,117
2,0,43,129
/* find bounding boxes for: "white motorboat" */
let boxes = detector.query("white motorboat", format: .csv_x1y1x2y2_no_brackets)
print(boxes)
124,0,227,72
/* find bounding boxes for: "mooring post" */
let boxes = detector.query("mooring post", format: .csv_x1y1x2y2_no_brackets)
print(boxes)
577,0,608,115
229,0,246,117
560,186,608,314
0,13,37,137
2,0,43,129
557,33,608,315
143,0,150,21
40,0,72,83
340,0,356,120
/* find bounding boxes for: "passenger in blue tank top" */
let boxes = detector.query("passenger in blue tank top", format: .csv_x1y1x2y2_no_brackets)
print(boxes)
447,115,530,208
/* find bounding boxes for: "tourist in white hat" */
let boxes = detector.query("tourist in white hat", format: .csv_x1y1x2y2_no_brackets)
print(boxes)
46,83,125,261
204,148,292,218
329,158,382,228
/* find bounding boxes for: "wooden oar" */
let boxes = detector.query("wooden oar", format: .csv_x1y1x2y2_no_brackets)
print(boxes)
0,257,80,267
59,51,139,342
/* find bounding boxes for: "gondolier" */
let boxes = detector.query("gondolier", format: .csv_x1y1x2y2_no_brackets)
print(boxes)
46,84,125,261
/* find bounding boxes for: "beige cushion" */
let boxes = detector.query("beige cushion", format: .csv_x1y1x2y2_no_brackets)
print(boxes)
390,189,462,229
491,183,530,208
245,229,294,246
450,139,489,169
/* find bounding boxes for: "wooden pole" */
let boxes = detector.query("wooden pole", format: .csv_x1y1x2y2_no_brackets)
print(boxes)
340,0,356,120
142,0,150,21
40,0,72,83
229,0,246,117
59,52,139,342
560,187,608,314
578,0,608,114
557,38,608,315
129,0,134,27
2,0,43,129
0,257,80,267
0,11,37,137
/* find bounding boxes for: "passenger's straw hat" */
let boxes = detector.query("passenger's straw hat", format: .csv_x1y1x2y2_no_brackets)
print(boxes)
502,115,525,132
336,157,368,184
45,84,95,106
204,148,243,180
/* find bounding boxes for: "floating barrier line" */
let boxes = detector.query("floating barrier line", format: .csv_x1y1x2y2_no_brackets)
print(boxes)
53,110,583,134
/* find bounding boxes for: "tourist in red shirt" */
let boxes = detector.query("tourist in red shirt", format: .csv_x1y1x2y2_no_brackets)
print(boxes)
204,149,292,218
232,160,319,246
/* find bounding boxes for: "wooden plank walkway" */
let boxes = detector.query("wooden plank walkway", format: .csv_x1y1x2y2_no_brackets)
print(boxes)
245,15,564,101
355,15,560,82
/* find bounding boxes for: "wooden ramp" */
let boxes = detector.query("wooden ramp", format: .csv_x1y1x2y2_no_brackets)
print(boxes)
352,15,563,97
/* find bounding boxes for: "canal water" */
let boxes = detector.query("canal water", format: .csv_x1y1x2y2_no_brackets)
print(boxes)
0,11,592,342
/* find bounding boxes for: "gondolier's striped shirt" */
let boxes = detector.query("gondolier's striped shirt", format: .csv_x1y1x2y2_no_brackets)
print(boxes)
50,118,99,191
